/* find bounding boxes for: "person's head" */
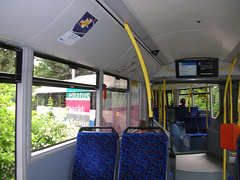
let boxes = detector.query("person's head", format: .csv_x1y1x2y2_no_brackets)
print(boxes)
180,98,186,106
137,119,148,133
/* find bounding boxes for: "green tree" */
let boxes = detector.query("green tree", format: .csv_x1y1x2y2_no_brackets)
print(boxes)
34,58,71,80
0,83,16,180
0,48,16,74
33,58,95,80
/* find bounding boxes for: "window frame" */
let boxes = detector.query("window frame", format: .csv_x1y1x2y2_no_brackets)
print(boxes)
33,52,99,89
0,42,22,83
103,71,129,92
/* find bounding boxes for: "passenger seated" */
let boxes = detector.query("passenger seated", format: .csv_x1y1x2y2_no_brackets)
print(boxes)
137,119,149,133
180,98,186,107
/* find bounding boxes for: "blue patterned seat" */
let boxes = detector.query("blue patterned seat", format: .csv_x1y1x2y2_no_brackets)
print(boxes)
185,116,199,134
237,135,240,179
197,115,209,133
175,106,187,124
72,131,118,180
190,107,199,116
119,133,168,180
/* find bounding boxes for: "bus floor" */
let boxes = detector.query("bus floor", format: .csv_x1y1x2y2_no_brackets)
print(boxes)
175,153,235,180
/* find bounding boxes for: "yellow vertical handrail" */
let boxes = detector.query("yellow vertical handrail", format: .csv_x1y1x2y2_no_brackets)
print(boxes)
159,86,163,124
238,82,240,126
223,56,238,180
152,89,155,103
230,77,233,124
155,90,157,106
188,84,193,113
163,79,166,131
206,84,209,129
124,22,153,120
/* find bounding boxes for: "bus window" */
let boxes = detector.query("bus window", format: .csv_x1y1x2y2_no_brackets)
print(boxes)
130,81,140,126
102,91,127,135
32,86,96,151
32,54,97,151
0,45,20,180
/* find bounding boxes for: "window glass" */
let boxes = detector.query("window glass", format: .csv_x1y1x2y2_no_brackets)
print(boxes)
32,86,96,151
0,47,17,74
102,91,127,135
103,74,128,89
130,81,139,126
212,86,219,117
0,83,16,179
33,57,96,85
193,88,210,109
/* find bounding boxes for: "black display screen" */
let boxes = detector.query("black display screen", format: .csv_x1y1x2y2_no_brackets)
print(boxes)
175,58,218,78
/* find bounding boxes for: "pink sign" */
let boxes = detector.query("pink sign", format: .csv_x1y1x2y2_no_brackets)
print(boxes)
66,100,90,112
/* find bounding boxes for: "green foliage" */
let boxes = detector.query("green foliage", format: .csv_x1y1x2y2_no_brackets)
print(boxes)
0,83,16,180
0,84,77,179
33,58,95,81
0,48,16,74
31,97,77,151
34,58,71,80
180,86,220,117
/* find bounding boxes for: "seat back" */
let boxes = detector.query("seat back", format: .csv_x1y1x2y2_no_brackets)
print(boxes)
190,107,199,116
153,107,159,120
175,106,187,122
185,116,199,134
119,133,168,179
198,116,208,133
72,131,118,180
237,135,240,179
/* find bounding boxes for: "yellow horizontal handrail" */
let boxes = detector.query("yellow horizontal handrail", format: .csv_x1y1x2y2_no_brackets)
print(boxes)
163,65,176,71
219,63,232,70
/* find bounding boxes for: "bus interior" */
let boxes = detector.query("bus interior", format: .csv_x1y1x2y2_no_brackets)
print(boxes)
1,0,240,180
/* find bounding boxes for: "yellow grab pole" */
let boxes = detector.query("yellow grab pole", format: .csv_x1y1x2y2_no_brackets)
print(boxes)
155,90,157,106
206,84,209,129
159,86,163,124
230,77,233,124
152,89,155,102
223,56,238,180
163,79,166,131
158,85,162,124
238,82,240,126
124,22,153,121
188,84,193,113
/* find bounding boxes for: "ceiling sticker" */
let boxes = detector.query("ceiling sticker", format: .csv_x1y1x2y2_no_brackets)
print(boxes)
58,12,98,46
72,12,98,37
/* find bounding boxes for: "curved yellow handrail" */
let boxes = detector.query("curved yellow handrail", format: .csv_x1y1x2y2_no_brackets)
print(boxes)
223,56,238,180
219,63,232,70
124,22,153,119
163,65,176,71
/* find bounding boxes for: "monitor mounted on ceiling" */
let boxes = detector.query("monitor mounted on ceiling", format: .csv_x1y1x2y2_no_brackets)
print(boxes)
175,58,218,78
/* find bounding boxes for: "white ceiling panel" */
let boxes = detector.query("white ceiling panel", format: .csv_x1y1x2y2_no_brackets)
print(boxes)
0,0,162,81
0,0,72,44
123,0,240,63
